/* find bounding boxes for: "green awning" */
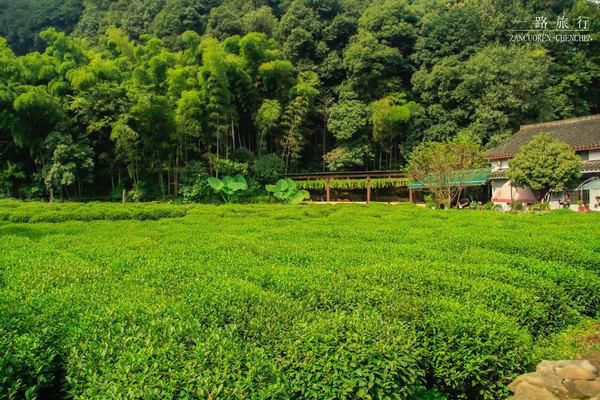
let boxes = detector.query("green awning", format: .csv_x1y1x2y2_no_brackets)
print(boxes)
408,168,491,189
577,178,600,191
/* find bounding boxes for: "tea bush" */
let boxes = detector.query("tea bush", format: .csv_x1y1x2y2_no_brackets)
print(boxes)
0,203,598,399
0,200,188,223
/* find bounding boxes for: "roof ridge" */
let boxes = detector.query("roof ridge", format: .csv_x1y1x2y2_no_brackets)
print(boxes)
520,114,600,130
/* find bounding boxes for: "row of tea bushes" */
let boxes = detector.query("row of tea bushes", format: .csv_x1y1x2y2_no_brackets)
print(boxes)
0,200,188,223
1,203,598,399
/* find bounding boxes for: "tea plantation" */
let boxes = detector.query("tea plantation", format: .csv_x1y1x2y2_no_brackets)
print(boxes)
1,201,599,399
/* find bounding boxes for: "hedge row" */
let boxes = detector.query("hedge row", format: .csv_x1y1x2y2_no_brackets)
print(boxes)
0,200,188,223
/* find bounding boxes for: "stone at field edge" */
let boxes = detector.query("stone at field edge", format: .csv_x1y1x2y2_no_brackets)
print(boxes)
509,355,600,400
557,365,596,381
512,382,556,400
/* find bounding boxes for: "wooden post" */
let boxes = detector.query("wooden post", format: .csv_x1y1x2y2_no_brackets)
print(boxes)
366,176,371,203
326,177,331,202
49,188,54,203
409,188,414,203
122,189,127,204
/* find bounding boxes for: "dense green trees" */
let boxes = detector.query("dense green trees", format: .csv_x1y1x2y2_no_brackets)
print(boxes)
412,45,561,145
0,0,84,54
0,0,598,200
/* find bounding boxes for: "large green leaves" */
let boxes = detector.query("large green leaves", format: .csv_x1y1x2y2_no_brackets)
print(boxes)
207,177,224,191
275,179,288,192
265,178,309,204
207,175,248,203
289,189,310,204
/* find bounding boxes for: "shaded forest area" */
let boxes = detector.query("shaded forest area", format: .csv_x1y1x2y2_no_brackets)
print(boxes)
0,0,598,200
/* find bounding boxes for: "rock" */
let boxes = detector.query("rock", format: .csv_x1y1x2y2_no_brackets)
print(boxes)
538,359,596,374
573,360,598,376
509,357,600,399
557,364,596,381
512,382,556,400
537,361,559,376
572,379,600,397
587,354,600,372
508,372,566,396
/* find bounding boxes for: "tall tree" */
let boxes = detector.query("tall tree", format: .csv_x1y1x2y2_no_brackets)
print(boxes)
407,134,486,208
507,133,582,202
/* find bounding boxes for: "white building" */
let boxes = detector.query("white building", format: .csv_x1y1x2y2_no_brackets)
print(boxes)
485,114,600,211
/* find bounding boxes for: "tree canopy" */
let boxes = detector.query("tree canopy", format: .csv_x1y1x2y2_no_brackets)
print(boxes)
0,0,597,200
507,133,582,201
406,134,486,208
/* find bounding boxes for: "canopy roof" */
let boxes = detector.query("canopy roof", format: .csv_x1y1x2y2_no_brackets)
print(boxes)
408,168,490,189
577,177,600,191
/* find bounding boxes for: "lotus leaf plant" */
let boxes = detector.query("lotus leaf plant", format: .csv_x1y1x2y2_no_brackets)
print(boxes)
207,175,248,203
266,178,310,204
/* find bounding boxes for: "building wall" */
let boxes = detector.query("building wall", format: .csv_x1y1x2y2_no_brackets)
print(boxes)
589,149,600,161
549,186,600,212
490,180,507,209
591,187,600,211
491,159,510,171
490,179,538,209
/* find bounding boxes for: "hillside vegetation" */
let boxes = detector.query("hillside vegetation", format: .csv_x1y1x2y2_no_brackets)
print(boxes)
0,0,598,201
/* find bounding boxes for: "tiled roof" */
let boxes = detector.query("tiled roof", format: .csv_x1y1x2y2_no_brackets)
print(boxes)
489,169,507,180
582,160,600,173
489,160,600,181
485,114,600,159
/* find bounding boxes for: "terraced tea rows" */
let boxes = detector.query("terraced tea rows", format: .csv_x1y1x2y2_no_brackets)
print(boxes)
1,203,598,399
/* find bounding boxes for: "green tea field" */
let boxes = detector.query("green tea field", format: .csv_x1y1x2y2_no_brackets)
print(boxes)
1,201,599,399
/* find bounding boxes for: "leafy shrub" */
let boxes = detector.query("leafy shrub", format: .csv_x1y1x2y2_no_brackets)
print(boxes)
181,160,209,185
265,179,310,204
181,182,212,204
421,300,533,399
234,147,255,165
180,161,211,203
424,194,436,209
254,154,285,182
238,177,266,203
127,181,153,202
207,175,249,203
0,203,598,399
0,310,60,400
528,202,550,212
18,184,44,200
276,312,424,399
412,388,449,400
208,154,249,176
480,201,503,211
109,180,127,202
511,200,524,211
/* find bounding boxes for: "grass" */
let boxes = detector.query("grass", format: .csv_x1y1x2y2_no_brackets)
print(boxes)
0,202,599,399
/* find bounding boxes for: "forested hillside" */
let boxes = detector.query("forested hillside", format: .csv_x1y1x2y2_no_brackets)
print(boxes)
0,0,598,200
